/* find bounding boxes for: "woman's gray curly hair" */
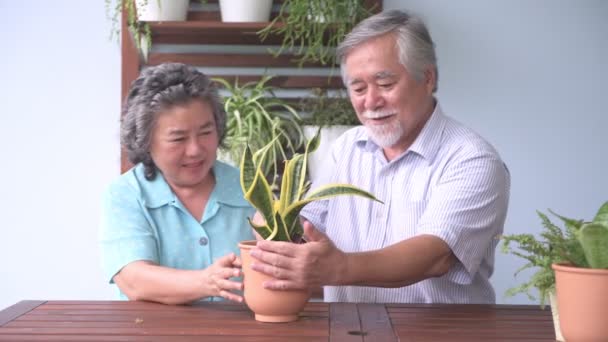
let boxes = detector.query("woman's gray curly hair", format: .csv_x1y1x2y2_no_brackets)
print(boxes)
121,63,226,180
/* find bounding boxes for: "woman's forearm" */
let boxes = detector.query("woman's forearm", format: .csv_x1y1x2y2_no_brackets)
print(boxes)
113,261,211,305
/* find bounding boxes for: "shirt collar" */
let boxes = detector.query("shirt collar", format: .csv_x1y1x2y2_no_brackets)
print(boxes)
354,101,447,163
137,161,249,209
407,102,446,163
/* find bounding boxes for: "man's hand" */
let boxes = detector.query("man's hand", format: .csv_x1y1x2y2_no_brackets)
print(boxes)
249,221,347,290
201,253,244,302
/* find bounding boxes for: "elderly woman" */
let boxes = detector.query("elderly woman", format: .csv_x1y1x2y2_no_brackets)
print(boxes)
100,63,254,304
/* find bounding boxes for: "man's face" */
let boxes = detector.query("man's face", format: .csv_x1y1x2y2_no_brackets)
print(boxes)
344,33,436,156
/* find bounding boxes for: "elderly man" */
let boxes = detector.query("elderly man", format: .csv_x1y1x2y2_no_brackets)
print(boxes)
249,9,510,304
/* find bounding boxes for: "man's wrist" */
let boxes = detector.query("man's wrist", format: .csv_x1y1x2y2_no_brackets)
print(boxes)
331,251,352,286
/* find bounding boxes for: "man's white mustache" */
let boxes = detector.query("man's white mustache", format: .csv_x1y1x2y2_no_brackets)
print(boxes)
363,110,396,119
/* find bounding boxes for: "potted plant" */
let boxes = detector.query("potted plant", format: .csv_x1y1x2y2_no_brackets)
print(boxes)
258,0,375,66
214,76,304,188
237,129,381,322
299,88,359,183
219,0,273,22
105,0,194,58
501,201,608,341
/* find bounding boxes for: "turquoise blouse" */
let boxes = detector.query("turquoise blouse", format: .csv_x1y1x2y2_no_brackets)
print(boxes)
99,161,255,300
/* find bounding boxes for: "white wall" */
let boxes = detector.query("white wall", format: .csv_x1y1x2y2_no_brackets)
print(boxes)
0,1,606,310
0,1,120,309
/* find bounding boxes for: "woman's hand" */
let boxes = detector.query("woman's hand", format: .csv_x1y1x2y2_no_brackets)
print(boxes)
202,253,245,302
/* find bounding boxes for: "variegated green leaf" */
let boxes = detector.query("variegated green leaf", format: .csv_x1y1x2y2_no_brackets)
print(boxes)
578,222,608,269
271,212,291,242
305,126,322,154
279,154,306,213
282,183,383,230
294,128,321,201
239,145,255,194
252,136,279,170
247,217,274,240
244,168,276,235
593,201,608,226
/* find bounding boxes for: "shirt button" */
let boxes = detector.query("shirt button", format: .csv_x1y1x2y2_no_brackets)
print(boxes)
199,237,208,246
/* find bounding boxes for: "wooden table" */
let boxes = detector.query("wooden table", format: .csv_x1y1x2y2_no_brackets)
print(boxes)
0,300,555,341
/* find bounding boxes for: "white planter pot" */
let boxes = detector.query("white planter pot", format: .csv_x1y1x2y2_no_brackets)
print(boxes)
219,0,273,22
136,0,190,21
549,291,565,342
303,125,355,184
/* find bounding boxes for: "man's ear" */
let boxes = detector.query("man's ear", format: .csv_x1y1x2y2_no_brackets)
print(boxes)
424,66,437,94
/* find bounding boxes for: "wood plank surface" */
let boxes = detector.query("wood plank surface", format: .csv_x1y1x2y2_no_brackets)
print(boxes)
357,303,397,341
0,301,45,327
0,301,557,341
0,301,329,341
387,304,555,342
148,53,336,68
329,303,363,342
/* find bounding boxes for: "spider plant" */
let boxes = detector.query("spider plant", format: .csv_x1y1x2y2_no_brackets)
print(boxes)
215,76,304,186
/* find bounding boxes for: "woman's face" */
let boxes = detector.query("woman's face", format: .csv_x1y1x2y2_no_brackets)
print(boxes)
149,99,219,191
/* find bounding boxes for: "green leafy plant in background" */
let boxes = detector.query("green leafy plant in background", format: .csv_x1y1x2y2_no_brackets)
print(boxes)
240,129,382,242
215,76,305,185
105,0,206,58
105,0,153,57
299,88,360,126
501,201,608,305
258,0,375,67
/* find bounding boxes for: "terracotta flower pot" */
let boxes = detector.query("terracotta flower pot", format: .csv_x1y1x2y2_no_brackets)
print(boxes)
552,263,608,342
239,240,311,322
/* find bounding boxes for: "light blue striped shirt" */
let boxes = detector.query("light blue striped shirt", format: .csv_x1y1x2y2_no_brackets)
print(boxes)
301,103,510,304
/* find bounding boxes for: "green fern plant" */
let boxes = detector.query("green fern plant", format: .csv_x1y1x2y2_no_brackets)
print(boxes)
240,128,382,242
501,201,608,305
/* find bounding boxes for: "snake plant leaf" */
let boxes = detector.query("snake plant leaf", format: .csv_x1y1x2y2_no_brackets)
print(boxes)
282,184,383,231
272,211,292,242
252,136,279,169
593,201,608,226
577,222,608,269
247,217,274,240
240,145,255,193
244,168,276,235
295,127,321,198
279,155,305,213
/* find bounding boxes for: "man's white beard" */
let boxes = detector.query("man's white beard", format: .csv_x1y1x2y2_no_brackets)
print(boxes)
363,110,404,148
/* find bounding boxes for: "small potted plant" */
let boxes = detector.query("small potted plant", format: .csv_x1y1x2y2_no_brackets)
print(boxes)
237,129,381,322
258,0,375,66
105,0,194,58
502,201,608,341
214,76,304,188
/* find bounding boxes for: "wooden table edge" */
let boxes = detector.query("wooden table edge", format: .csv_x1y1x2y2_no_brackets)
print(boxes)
0,300,46,327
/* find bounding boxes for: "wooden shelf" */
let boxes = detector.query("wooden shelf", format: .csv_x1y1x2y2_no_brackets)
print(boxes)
121,0,382,172
150,21,285,45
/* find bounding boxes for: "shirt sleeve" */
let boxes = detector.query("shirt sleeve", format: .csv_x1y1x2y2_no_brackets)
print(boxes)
99,180,159,284
416,147,510,285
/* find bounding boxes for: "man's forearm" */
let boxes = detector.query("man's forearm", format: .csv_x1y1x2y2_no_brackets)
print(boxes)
337,234,456,288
